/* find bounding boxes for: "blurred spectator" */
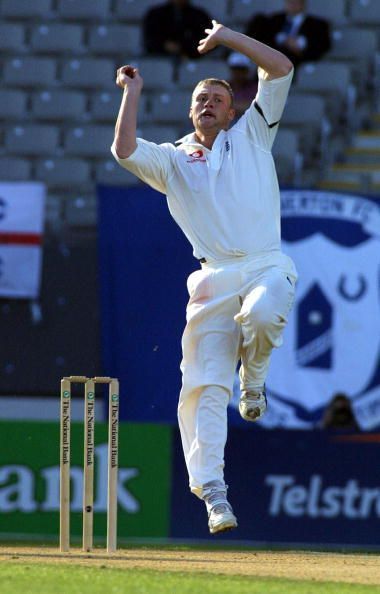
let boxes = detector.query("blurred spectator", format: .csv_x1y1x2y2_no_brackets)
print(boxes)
246,0,331,68
321,393,360,431
227,52,258,119
143,0,211,60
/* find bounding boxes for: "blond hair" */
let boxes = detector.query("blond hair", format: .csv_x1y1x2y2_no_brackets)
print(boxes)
192,78,234,107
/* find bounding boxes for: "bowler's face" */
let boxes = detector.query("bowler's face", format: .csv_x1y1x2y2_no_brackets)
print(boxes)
190,84,235,135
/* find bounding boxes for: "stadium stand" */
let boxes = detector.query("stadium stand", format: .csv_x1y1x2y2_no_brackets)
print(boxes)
307,0,347,25
114,0,158,22
137,125,180,145
63,125,115,157
61,58,115,89
192,0,229,23
178,59,231,88
88,25,142,56
0,157,31,180
272,128,303,185
5,125,59,156
127,57,174,90
349,0,380,26
0,89,27,118
30,24,85,54
0,0,53,19
294,62,354,122
95,158,141,186
31,90,87,121
231,0,284,23
91,91,148,123
150,91,192,125
57,0,112,21
35,158,91,189
3,57,56,86
281,93,329,164
0,0,378,237
0,23,25,51
0,0,378,397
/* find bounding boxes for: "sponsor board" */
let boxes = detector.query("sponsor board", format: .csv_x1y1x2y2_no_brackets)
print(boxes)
171,428,380,545
0,421,171,540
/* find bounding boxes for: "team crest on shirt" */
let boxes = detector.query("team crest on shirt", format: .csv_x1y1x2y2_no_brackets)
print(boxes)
230,191,380,430
186,150,206,163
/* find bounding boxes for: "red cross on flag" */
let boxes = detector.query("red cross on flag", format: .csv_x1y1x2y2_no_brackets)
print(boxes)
0,182,45,298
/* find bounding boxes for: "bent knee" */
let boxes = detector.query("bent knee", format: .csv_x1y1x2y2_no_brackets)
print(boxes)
237,305,286,332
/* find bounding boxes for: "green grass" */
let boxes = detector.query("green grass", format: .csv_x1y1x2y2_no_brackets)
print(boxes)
0,564,379,594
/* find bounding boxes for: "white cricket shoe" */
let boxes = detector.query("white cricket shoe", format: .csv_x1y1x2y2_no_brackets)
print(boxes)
239,387,267,422
203,481,238,535
208,501,238,534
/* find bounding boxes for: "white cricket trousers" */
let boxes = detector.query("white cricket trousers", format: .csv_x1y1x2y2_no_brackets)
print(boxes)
177,252,297,498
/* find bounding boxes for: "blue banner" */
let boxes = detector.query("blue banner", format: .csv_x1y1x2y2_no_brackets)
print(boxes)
98,186,380,428
97,184,196,422
171,427,380,546
263,191,380,430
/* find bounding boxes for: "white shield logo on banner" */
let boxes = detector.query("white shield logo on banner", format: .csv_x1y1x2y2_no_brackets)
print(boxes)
264,191,380,429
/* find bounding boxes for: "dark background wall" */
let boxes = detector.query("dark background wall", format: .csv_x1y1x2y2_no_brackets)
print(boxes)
0,232,100,394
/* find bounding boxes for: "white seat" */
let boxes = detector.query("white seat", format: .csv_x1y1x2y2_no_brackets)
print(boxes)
0,158,31,181
3,57,56,87
350,0,380,25
31,24,84,53
114,0,158,21
65,195,98,227
95,160,140,186
272,128,303,185
295,62,354,121
90,91,148,123
329,27,378,60
307,0,347,25
192,0,228,22
32,90,86,120
128,58,174,90
150,91,191,125
57,0,111,20
61,58,114,89
136,125,180,145
35,158,91,188
0,0,52,18
295,61,351,97
88,25,142,56
283,93,326,127
178,59,230,89
64,125,114,157
0,24,25,51
328,28,378,91
6,125,59,156
282,93,328,159
231,0,283,23
0,90,27,118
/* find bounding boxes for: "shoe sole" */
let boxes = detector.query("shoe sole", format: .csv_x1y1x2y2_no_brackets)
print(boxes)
239,395,267,422
209,518,238,535
243,406,261,421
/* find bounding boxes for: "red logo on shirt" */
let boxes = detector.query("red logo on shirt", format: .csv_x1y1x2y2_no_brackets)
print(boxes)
187,149,206,163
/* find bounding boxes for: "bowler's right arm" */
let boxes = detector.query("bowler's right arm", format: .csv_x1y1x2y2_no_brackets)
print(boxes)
111,65,174,194
113,65,143,159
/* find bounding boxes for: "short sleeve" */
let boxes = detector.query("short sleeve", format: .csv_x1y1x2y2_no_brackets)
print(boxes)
237,67,293,151
111,138,175,195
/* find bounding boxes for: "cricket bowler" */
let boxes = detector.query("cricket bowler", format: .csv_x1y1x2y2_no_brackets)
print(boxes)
112,20,298,534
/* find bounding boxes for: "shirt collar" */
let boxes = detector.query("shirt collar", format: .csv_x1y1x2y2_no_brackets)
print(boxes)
175,129,227,150
175,132,199,146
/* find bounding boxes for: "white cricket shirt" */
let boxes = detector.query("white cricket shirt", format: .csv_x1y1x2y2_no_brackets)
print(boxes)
111,67,293,262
